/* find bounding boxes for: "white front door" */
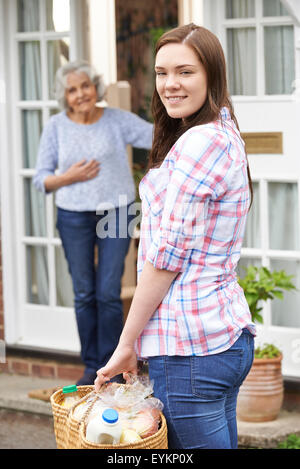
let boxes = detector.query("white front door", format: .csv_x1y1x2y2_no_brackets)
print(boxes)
2,0,85,353
205,0,300,377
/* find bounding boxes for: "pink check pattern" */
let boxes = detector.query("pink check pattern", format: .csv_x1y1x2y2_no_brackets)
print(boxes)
135,107,256,359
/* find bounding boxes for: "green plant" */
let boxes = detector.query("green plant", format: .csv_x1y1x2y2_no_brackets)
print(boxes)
133,163,146,204
149,27,170,49
254,343,281,359
237,266,296,324
277,433,300,449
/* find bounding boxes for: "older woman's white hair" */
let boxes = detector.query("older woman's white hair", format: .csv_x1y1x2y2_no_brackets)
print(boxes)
54,60,106,109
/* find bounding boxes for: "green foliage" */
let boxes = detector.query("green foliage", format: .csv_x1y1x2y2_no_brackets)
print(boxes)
133,163,146,204
237,266,296,324
149,27,168,47
254,343,282,359
277,433,300,449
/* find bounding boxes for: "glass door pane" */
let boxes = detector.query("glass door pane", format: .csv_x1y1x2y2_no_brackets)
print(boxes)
26,245,49,304
22,110,42,168
243,182,260,248
226,0,255,18
270,259,300,327
24,179,47,237
268,182,299,251
19,42,42,100
55,246,73,307
227,28,256,95
264,26,295,95
263,0,289,16
18,0,40,32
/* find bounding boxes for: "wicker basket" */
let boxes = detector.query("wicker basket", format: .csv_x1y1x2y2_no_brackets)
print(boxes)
50,385,94,449
78,412,168,449
51,384,168,449
67,388,99,449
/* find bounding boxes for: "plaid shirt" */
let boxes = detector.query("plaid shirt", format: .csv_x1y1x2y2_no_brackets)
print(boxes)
136,107,256,359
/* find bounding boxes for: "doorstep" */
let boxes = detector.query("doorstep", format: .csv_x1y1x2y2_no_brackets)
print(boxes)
237,411,300,448
0,372,74,416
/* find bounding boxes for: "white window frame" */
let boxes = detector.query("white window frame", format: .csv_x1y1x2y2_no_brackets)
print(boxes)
241,174,300,320
1,0,84,351
239,162,300,379
214,0,296,101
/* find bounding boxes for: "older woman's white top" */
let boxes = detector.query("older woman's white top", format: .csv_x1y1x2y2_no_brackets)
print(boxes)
33,107,153,211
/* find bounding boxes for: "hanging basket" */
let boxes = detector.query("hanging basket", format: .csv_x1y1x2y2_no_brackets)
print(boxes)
51,384,168,449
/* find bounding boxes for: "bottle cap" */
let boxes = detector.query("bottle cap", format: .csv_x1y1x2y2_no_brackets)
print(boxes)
62,384,78,394
102,408,119,424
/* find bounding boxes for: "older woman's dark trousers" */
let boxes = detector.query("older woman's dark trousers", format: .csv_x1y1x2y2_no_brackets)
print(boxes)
56,206,133,373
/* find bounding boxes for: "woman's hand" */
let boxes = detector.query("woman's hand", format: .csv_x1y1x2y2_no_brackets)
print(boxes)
64,158,100,183
44,159,100,192
94,344,138,391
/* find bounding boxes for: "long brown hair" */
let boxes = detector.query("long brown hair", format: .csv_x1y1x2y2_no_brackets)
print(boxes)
149,23,253,208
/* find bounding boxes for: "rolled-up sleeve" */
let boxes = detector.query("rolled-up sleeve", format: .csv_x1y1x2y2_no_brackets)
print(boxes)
33,118,58,193
146,127,232,272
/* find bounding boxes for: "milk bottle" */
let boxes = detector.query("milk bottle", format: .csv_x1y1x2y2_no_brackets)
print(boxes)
86,408,122,445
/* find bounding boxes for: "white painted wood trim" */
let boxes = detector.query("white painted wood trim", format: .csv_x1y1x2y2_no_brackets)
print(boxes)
88,0,117,85
0,0,19,344
178,0,204,26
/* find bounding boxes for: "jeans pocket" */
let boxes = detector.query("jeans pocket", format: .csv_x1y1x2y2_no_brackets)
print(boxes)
191,347,244,400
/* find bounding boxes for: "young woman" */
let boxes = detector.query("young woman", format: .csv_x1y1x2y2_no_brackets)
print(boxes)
94,24,256,449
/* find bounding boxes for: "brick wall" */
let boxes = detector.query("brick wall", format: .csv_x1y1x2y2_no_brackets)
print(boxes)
0,351,84,382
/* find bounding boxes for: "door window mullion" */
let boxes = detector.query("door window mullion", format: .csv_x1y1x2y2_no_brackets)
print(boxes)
256,0,264,96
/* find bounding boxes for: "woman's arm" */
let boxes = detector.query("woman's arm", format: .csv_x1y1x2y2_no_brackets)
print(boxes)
94,261,177,389
44,159,100,192
120,109,153,150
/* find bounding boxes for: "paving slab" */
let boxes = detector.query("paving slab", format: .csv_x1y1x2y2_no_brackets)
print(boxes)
0,408,57,449
237,411,300,448
0,372,73,416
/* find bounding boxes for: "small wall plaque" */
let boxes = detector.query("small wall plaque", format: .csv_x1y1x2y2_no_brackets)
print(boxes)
241,132,283,154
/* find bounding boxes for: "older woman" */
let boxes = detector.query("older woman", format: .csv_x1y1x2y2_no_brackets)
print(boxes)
34,60,153,385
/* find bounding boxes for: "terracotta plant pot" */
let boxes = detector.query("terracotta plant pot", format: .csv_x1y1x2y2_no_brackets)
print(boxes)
236,355,284,422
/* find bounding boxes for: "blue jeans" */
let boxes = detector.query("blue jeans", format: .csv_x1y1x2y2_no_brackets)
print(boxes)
148,329,254,449
57,205,134,373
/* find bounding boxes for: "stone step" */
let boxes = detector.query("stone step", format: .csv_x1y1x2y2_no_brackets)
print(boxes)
237,411,300,448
